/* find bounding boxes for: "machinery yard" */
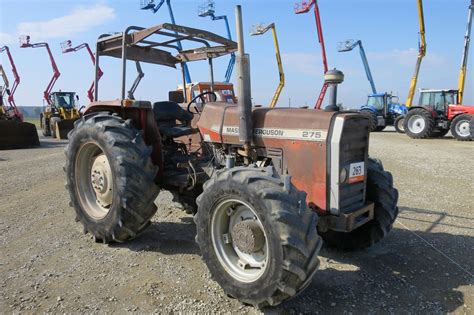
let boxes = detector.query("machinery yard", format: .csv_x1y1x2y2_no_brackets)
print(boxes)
0,129,472,313
1,0,474,313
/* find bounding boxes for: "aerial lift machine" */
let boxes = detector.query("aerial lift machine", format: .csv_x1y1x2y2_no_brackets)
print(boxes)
61,40,104,103
250,23,285,108
0,45,40,149
338,39,408,132
20,36,81,139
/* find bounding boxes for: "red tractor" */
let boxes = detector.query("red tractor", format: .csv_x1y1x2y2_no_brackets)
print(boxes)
65,7,398,307
404,89,474,140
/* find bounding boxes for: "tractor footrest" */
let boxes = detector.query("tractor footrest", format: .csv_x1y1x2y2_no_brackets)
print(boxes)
320,203,374,233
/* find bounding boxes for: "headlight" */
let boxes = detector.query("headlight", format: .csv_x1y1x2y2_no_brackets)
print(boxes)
339,168,348,184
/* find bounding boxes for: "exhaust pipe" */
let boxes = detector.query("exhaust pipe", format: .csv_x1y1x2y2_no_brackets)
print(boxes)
235,5,252,151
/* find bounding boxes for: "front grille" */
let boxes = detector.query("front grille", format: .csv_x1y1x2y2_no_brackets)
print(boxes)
339,116,370,213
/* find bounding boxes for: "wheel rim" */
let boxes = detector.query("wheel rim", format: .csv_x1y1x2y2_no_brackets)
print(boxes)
211,199,268,283
456,120,470,138
397,118,405,131
75,142,114,220
408,115,426,134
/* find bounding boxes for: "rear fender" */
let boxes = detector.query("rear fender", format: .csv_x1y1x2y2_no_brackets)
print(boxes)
83,101,163,180
408,106,437,118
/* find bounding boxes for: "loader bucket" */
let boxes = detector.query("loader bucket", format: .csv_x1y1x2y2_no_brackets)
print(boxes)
0,120,40,150
55,119,76,139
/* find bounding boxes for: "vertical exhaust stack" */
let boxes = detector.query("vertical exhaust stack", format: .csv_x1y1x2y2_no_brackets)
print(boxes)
235,5,252,151
324,68,344,112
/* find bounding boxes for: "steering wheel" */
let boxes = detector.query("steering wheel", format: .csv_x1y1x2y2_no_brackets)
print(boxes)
187,91,217,114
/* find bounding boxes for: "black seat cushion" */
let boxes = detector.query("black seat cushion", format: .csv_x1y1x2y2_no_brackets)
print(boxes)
159,125,196,138
153,101,193,122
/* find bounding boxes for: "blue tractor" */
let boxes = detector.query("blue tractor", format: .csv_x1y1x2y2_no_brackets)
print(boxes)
338,39,407,132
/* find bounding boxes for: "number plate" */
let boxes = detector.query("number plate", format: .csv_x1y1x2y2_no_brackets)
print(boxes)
348,162,365,184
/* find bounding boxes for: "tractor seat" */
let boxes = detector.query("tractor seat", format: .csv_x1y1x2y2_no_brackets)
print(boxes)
153,101,195,138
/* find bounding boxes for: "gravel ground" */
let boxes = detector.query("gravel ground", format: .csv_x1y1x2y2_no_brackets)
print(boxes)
0,128,473,314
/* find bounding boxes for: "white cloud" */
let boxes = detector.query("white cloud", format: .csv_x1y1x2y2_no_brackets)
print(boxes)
0,32,15,45
16,4,115,40
368,48,447,67
281,53,324,76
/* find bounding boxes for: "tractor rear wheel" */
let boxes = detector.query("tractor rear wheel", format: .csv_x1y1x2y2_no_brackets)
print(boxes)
50,117,61,139
360,109,378,132
41,115,51,137
404,108,435,139
195,166,322,308
451,114,472,141
470,116,474,139
64,112,159,243
319,158,399,251
394,116,405,133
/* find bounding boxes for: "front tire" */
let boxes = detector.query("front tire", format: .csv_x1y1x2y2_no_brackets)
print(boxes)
65,112,159,243
41,115,51,137
50,117,61,139
394,116,405,133
450,114,472,141
404,108,435,139
319,159,399,251
195,166,322,308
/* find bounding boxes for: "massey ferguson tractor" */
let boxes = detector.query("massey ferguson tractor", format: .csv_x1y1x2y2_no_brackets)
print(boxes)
65,6,399,308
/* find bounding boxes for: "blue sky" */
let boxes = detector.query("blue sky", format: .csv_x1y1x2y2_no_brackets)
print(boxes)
1,0,473,108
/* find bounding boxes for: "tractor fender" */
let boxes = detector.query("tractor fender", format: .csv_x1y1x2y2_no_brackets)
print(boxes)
83,100,163,180
359,105,379,114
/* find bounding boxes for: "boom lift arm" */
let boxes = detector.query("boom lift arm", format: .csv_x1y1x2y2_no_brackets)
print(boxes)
406,0,426,107
458,0,474,104
338,39,377,94
198,0,235,83
250,23,285,108
140,0,192,84
295,0,329,109
61,40,104,103
0,46,21,109
0,65,10,97
19,36,60,106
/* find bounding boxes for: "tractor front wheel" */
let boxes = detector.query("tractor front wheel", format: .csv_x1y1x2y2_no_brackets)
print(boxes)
50,117,61,139
319,158,399,250
451,114,472,141
64,112,159,243
195,167,322,308
404,108,435,139
41,115,51,137
394,116,405,133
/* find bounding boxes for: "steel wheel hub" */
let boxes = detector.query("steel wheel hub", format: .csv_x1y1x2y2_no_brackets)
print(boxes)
75,143,114,220
456,120,470,137
91,154,113,208
408,115,425,134
211,199,268,283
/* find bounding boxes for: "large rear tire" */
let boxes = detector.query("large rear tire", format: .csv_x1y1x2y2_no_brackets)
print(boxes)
404,108,435,139
360,109,378,132
319,159,399,251
394,116,405,133
450,114,472,141
195,166,322,308
64,112,159,243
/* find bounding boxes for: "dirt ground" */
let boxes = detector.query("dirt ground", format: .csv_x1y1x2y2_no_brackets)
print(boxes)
0,128,473,314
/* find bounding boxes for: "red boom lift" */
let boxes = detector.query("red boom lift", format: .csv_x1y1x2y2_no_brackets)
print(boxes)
0,45,40,149
20,36,81,139
61,40,103,103
294,0,329,109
